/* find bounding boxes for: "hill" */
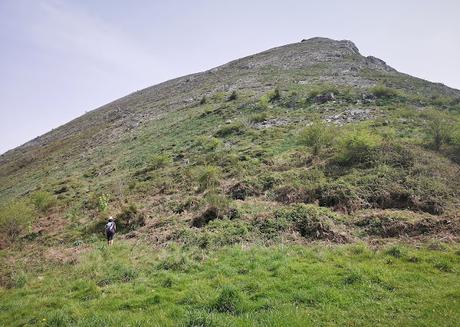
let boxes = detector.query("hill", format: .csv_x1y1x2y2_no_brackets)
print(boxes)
0,37,459,326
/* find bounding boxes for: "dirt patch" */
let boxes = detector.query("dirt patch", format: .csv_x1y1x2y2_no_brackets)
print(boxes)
191,207,221,228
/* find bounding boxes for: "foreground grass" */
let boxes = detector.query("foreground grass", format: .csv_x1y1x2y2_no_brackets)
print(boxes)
1,241,459,326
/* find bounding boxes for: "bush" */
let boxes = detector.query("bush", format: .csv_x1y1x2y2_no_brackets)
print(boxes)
0,200,35,239
336,129,381,166
268,88,281,103
115,204,145,232
214,122,245,137
298,120,335,155
195,165,221,192
97,194,110,213
369,85,399,98
194,136,221,152
423,110,454,150
150,154,172,169
31,191,56,213
275,204,347,241
248,112,268,124
228,90,238,101
318,180,364,213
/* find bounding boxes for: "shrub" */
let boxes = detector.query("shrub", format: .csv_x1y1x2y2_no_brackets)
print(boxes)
0,200,35,239
191,192,230,228
268,88,281,103
275,204,347,241
194,136,221,152
369,85,399,98
31,191,56,213
248,112,268,124
97,194,110,213
336,129,381,166
228,90,238,101
150,154,172,169
423,110,454,150
115,204,145,232
318,180,364,213
195,165,221,192
214,122,245,137
298,120,335,155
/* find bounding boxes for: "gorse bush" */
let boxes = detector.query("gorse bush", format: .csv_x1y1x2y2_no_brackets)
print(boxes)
0,200,35,239
336,128,381,165
423,110,454,150
298,120,335,155
369,85,399,98
31,191,56,213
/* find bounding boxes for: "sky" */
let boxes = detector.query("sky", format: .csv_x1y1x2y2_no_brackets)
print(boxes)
1,0,459,155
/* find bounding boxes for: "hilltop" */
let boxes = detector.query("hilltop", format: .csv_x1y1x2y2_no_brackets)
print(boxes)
0,38,460,326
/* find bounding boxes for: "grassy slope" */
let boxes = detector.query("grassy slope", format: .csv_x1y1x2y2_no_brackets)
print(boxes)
1,242,459,326
1,40,460,326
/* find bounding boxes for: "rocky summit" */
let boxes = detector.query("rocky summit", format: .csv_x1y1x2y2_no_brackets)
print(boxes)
1,38,460,326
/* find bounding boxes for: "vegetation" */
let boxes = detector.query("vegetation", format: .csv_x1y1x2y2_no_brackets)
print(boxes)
0,242,459,326
1,40,460,325
0,200,35,239
298,120,335,155
32,191,56,214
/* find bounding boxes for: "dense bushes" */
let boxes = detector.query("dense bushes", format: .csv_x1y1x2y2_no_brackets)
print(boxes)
275,204,347,241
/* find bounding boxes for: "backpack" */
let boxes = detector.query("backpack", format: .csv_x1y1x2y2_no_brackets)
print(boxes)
105,221,115,234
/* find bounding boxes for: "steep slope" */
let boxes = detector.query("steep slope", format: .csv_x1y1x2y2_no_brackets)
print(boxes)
1,36,460,236
1,37,460,327
1,37,459,204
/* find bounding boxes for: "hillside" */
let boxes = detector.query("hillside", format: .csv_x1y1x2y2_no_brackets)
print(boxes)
1,37,460,326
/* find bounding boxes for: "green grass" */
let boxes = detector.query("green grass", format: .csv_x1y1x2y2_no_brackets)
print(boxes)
0,241,459,326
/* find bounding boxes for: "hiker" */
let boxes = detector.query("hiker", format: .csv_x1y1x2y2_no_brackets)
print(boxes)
105,217,116,246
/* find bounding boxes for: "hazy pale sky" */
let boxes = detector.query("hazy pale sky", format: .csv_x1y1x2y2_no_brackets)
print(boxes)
1,0,459,154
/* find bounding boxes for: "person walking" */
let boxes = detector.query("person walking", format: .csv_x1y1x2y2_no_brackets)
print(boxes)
105,217,116,246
